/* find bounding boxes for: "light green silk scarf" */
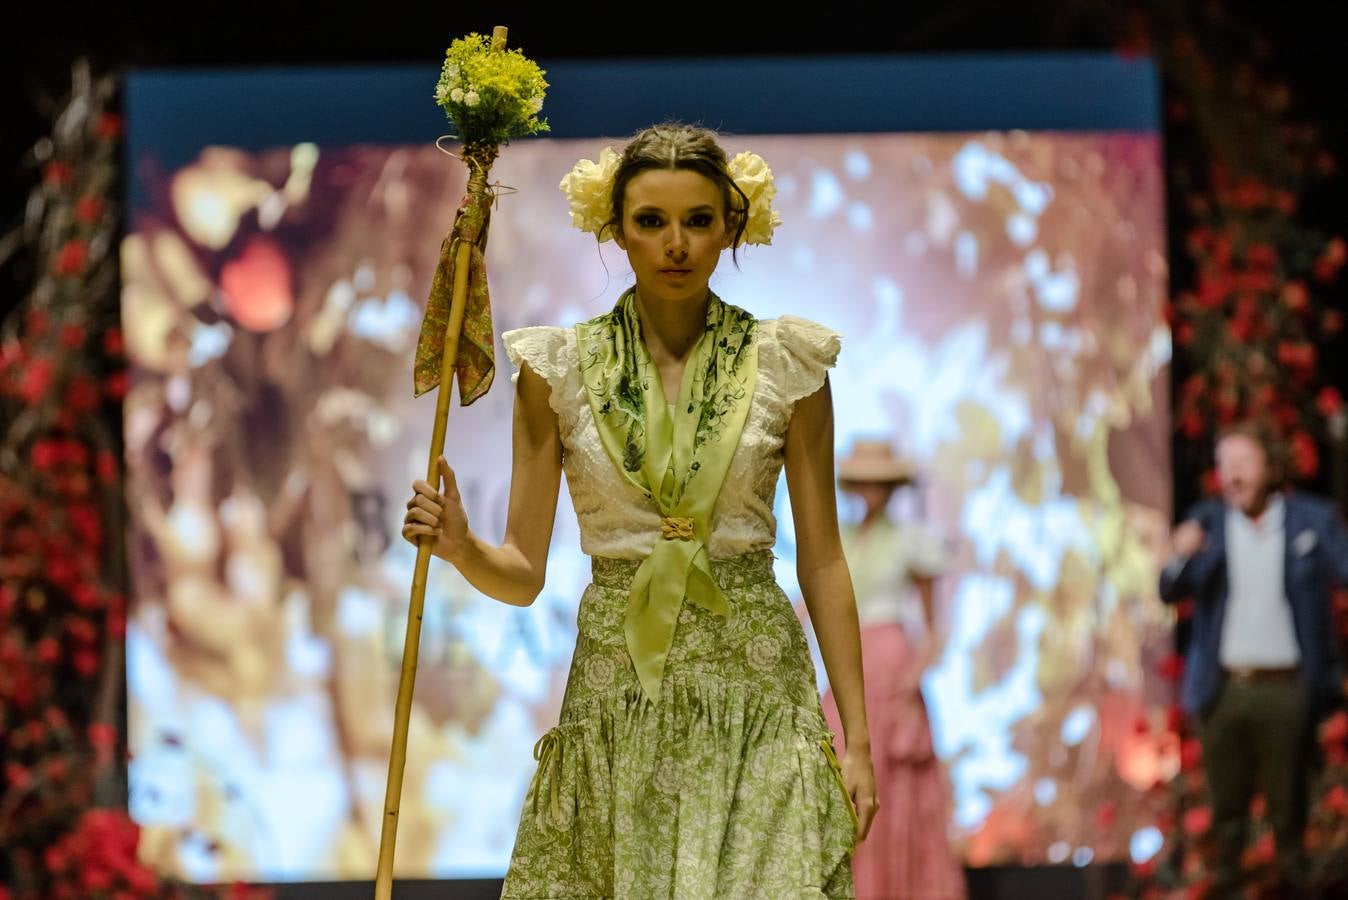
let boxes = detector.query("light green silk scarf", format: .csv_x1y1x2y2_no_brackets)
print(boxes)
575,287,759,702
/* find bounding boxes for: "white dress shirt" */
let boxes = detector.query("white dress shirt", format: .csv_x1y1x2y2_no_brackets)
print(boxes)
1219,495,1300,668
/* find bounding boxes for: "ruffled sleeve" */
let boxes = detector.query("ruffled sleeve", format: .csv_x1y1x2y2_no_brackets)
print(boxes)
768,315,843,406
901,522,948,579
500,325,580,431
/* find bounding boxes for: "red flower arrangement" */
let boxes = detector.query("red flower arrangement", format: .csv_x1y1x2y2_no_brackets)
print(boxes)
1,60,272,900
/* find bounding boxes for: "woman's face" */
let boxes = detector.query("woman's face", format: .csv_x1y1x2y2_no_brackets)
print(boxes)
842,481,898,519
614,168,732,307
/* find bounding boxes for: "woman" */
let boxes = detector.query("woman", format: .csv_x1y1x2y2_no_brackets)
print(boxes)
402,123,874,898
823,439,965,900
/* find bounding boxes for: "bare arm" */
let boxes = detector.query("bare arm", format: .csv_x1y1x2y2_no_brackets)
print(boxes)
783,373,877,839
402,360,563,606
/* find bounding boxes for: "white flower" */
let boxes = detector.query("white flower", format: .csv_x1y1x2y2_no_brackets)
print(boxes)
728,151,782,246
446,63,460,79
652,756,682,795
583,655,617,691
435,84,449,102
748,747,771,779
526,93,544,116
551,797,574,831
745,634,781,672
464,90,480,108
727,821,755,852
450,87,464,104
559,146,621,240
678,616,710,658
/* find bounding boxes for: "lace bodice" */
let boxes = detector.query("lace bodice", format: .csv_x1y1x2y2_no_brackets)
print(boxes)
501,316,841,559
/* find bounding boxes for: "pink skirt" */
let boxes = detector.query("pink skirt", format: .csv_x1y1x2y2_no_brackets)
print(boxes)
823,623,966,900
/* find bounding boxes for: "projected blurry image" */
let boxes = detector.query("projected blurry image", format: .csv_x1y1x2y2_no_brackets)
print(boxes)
123,130,1170,881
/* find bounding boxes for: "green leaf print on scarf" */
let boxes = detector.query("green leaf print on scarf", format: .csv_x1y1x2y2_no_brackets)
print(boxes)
575,287,758,701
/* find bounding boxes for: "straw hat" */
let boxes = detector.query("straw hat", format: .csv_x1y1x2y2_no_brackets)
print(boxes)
837,438,916,485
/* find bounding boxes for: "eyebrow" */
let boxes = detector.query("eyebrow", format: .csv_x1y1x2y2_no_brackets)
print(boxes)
631,204,717,215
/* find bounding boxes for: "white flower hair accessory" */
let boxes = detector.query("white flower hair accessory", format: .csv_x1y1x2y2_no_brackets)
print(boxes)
558,148,782,246
558,147,622,238
726,152,782,246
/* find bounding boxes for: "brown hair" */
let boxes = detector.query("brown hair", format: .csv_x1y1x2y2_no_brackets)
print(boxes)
1215,419,1288,487
604,123,750,265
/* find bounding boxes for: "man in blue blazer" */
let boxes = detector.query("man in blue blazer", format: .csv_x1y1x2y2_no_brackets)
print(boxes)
1161,422,1348,896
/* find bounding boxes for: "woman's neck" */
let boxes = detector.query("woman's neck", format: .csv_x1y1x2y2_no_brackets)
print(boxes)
633,286,709,364
859,509,888,531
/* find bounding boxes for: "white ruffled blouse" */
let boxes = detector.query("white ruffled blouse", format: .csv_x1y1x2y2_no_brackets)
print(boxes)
500,316,842,560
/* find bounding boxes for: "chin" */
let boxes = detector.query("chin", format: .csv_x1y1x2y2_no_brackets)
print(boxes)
648,283,707,299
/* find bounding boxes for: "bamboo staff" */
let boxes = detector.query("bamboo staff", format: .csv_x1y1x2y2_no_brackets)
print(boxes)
374,25,522,899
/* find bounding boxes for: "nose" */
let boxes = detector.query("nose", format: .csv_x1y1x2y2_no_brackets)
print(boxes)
665,226,689,261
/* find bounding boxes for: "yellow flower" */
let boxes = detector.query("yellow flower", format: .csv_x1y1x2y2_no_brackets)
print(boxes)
559,147,621,240
434,32,549,144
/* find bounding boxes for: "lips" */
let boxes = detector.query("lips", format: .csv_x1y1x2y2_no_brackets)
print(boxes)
659,268,691,277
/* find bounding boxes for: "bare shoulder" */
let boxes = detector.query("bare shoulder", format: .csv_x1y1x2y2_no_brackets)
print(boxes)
515,359,561,438
786,370,834,431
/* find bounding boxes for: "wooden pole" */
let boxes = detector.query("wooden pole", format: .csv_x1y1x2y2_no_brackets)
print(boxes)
373,26,508,899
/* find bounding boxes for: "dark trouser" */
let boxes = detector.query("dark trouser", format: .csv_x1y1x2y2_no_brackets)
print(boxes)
1198,674,1314,898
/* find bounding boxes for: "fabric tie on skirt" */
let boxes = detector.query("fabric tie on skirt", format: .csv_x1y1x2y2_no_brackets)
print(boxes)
531,728,564,830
